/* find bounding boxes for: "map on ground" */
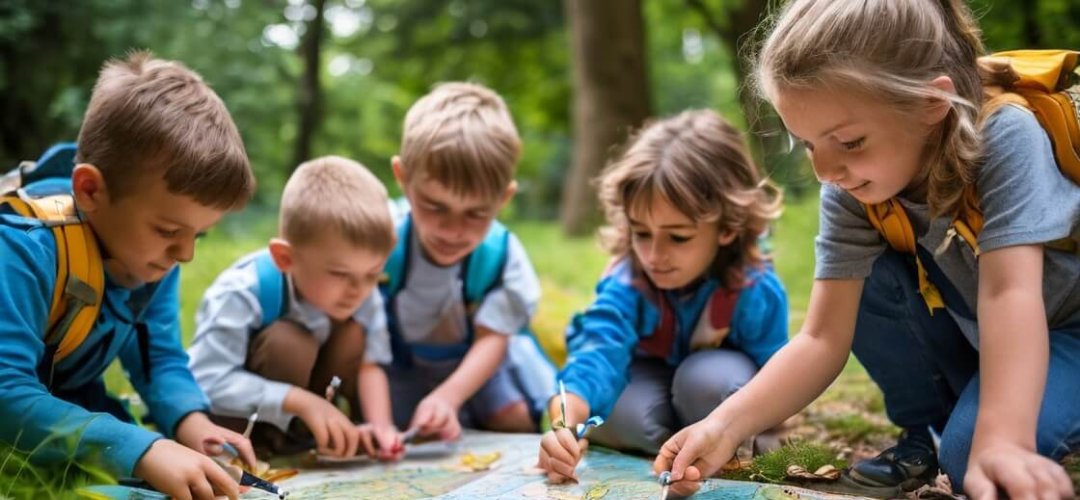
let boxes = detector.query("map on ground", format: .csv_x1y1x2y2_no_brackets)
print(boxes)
253,431,867,500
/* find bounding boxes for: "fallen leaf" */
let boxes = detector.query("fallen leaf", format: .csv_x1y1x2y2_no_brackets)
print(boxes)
460,451,502,471
784,464,840,481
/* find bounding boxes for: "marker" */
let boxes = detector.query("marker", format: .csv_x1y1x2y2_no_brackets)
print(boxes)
222,463,288,499
400,427,420,445
389,427,421,454
243,412,259,440
658,470,671,500
557,380,568,429
574,415,604,440
325,375,341,402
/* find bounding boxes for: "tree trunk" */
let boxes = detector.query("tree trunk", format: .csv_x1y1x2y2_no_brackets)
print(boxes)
293,0,327,172
560,0,651,236
1020,0,1041,47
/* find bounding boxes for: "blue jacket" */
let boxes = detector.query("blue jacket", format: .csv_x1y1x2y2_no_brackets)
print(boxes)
0,212,208,477
559,259,788,418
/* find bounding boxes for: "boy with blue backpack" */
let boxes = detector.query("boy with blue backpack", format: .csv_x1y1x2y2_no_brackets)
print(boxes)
0,53,257,499
382,82,555,440
187,156,403,461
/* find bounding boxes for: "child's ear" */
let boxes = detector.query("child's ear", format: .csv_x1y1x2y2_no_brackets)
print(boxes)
923,75,956,126
267,238,294,273
391,156,407,190
717,229,738,247
71,164,108,212
497,180,518,210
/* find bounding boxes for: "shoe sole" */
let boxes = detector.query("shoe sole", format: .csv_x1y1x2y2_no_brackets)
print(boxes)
839,471,904,499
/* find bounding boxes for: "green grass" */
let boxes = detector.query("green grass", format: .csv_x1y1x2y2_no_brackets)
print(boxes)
719,440,848,484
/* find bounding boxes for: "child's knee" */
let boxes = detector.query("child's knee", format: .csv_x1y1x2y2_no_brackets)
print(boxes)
248,320,319,385
673,350,755,407
482,401,534,433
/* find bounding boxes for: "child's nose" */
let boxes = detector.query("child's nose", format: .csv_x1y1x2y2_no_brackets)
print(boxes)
171,238,195,263
812,153,847,185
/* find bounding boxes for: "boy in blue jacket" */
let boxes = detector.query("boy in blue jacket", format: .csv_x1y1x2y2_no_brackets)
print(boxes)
0,52,256,499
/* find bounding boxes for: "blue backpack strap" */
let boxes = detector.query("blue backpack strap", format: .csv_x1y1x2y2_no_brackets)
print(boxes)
253,250,288,331
380,216,412,299
460,220,511,305
380,216,417,368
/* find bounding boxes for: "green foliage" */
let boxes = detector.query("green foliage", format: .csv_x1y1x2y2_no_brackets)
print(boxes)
0,430,114,500
719,440,848,484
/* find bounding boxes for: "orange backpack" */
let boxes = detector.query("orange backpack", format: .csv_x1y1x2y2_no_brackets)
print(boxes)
864,50,1079,312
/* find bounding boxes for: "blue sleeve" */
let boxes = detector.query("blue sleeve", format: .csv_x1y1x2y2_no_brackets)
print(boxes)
0,224,160,477
119,268,209,438
728,267,789,367
557,273,642,419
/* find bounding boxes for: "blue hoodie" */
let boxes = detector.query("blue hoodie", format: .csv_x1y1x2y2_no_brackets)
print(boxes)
0,211,208,477
559,258,788,418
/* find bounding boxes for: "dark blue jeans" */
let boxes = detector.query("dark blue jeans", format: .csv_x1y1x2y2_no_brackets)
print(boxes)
852,250,1080,489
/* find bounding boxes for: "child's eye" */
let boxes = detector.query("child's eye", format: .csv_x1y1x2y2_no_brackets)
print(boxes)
632,231,651,240
155,227,180,238
841,137,865,151
670,234,693,244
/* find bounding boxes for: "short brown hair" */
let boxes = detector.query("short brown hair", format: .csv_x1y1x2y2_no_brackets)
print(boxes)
76,51,254,210
280,156,394,255
399,82,521,201
598,110,783,288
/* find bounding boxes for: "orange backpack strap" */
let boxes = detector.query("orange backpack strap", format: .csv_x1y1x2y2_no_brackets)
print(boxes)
982,50,1080,184
862,199,945,313
1,191,104,366
863,199,917,254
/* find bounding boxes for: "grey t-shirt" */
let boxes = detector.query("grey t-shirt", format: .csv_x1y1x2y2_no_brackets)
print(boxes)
392,223,541,346
815,105,1080,346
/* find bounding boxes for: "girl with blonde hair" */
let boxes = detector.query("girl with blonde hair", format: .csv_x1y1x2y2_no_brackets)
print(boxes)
654,1,1080,498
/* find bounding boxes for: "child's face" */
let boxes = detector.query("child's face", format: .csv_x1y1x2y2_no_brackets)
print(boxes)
401,175,514,267
270,235,387,322
75,167,225,288
628,196,732,290
774,87,938,204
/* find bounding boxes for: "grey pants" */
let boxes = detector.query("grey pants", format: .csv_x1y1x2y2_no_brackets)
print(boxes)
588,349,758,455
383,358,525,430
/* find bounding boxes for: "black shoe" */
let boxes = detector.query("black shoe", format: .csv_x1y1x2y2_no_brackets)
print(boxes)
843,428,939,496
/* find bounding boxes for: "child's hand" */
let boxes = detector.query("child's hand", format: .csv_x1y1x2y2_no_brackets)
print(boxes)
653,419,739,498
538,427,588,483
135,439,240,500
373,424,405,461
965,442,1074,499
174,412,257,470
410,393,461,441
287,388,360,458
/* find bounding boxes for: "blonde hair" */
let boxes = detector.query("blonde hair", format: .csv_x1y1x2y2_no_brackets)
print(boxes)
755,0,985,218
598,109,783,288
76,51,254,210
280,156,394,255
399,82,521,201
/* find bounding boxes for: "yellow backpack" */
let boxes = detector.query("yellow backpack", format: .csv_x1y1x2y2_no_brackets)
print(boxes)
0,144,104,382
864,50,1080,312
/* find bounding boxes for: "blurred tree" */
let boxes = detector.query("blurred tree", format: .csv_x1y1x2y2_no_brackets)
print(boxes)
294,0,328,172
2,0,1075,215
560,0,650,235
